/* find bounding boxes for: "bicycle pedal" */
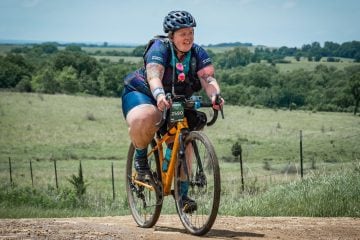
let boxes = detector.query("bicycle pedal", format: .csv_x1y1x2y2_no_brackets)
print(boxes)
135,171,151,182
183,202,197,214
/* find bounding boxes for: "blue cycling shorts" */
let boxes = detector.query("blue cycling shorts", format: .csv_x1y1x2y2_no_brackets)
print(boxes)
121,87,156,118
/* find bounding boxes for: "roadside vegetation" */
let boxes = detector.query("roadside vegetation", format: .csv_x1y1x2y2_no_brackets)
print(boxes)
0,92,359,218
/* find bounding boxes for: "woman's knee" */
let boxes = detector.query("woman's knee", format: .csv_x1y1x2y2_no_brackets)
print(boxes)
127,105,159,126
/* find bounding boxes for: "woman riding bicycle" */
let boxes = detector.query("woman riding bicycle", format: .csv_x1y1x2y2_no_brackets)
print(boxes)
121,10,224,211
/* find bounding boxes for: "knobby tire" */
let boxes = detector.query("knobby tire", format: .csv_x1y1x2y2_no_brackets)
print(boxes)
125,140,162,228
174,131,221,236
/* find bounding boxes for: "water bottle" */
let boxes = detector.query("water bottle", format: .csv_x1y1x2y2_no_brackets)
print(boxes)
194,100,201,109
191,95,202,109
162,147,172,172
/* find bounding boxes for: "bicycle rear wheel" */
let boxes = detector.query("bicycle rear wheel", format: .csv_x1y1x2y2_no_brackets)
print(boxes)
174,131,221,236
125,140,162,228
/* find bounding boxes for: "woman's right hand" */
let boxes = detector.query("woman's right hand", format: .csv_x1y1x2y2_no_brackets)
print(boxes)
156,94,171,112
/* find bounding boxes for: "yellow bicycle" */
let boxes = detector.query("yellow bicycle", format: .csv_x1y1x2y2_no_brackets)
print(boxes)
126,94,224,236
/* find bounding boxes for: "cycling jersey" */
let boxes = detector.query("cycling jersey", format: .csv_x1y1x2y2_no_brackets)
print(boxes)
122,38,213,118
144,39,212,96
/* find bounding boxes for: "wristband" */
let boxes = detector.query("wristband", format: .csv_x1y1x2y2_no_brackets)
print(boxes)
152,87,165,100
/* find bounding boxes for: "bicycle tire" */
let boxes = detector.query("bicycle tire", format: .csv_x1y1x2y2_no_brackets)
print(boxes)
174,131,221,236
125,140,162,228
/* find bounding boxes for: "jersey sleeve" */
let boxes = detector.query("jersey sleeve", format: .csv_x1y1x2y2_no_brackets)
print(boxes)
192,44,213,71
144,39,169,66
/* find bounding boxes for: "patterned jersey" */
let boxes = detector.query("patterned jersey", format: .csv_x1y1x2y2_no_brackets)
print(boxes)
144,38,212,96
124,38,213,98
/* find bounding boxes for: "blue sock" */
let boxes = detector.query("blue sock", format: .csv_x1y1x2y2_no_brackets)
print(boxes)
180,181,189,198
135,148,147,159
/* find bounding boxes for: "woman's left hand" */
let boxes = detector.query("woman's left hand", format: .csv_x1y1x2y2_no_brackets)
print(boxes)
211,95,224,111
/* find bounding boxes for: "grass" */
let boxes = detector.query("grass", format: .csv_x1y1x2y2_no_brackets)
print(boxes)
276,56,360,72
93,55,142,63
0,92,129,162
1,168,359,218
221,169,360,217
0,92,359,218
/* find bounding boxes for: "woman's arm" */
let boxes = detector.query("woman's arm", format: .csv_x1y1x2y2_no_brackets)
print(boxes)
146,62,170,111
197,64,224,108
197,65,220,96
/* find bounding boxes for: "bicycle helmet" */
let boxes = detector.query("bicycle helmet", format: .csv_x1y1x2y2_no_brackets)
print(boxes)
163,10,196,33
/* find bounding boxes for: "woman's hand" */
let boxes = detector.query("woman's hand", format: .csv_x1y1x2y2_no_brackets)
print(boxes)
156,94,171,112
211,94,224,111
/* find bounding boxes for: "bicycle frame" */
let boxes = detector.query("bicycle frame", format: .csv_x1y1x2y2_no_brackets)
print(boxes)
134,116,190,196
127,93,224,235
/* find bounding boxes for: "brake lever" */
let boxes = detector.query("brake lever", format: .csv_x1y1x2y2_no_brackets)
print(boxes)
155,93,172,127
215,94,224,119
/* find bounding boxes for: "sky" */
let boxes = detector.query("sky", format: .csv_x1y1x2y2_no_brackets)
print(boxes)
0,0,359,47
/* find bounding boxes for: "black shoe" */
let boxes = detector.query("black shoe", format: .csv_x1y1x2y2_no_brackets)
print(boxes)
134,157,150,181
182,196,197,214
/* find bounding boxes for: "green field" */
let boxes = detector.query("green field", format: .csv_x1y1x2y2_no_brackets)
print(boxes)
276,56,359,72
0,44,17,55
0,92,359,217
93,55,142,63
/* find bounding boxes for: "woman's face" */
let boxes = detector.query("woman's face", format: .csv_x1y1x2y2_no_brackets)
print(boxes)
172,27,194,53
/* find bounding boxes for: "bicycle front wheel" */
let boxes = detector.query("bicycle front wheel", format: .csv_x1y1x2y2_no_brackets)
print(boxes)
125,140,162,228
174,131,221,236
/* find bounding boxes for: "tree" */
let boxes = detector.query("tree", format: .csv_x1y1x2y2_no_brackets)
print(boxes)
132,45,146,57
32,67,60,93
216,47,252,68
0,54,33,88
65,45,82,52
68,161,88,200
56,66,79,94
349,72,360,115
231,141,242,158
15,75,32,92
98,63,135,96
0,57,22,88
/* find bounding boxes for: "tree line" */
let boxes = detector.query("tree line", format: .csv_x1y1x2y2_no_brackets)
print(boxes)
1,44,138,97
0,41,359,114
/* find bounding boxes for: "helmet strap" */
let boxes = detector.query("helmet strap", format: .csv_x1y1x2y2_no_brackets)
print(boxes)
173,44,188,55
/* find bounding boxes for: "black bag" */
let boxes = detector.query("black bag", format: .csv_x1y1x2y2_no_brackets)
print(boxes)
185,109,207,131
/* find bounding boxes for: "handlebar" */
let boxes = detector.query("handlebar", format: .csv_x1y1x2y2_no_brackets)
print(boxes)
155,93,224,128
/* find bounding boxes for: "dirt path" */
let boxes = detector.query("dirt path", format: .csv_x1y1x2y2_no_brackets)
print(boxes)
0,215,359,239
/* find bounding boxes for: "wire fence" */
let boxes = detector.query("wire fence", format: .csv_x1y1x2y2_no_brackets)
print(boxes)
1,130,359,199
0,158,126,201
220,129,360,194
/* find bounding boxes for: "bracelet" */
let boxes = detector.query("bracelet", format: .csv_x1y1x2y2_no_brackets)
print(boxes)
152,87,165,100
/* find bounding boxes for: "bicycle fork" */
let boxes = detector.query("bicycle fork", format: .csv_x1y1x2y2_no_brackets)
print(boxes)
178,130,206,190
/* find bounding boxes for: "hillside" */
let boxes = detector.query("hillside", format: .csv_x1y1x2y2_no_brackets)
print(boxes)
1,91,359,164
0,92,359,219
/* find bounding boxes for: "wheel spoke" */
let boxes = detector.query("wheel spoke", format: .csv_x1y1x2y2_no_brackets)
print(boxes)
174,131,220,236
125,141,162,228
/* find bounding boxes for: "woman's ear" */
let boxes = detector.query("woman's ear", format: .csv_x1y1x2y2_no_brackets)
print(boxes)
168,32,174,40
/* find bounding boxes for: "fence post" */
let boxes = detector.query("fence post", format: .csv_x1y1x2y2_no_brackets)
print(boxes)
30,160,34,187
300,130,303,179
54,159,59,189
8,157,13,186
111,162,115,200
239,145,245,191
